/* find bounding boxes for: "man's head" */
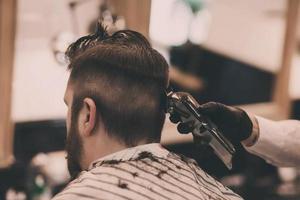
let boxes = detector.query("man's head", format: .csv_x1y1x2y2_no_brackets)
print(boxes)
63,23,169,178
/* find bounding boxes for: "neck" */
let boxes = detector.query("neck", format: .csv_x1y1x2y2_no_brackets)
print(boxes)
80,137,124,170
80,134,149,170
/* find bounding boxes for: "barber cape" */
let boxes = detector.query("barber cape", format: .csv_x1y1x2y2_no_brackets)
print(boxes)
52,143,243,200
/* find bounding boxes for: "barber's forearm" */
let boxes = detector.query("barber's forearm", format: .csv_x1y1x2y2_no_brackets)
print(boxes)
243,115,300,167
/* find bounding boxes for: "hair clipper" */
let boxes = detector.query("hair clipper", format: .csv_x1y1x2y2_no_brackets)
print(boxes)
166,90,236,169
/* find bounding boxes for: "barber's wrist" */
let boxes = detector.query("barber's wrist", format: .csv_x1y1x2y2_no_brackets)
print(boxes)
242,113,259,147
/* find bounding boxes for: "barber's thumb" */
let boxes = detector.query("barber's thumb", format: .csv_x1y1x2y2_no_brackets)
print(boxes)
198,102,221,116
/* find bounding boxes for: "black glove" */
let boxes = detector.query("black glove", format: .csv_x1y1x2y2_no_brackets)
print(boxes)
170,102,253,144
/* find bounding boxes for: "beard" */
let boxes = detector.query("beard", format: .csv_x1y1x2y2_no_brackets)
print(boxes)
65,119,83,180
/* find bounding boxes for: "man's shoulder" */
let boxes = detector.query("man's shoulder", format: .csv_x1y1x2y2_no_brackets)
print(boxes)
53,148,243,200
52,168,131,200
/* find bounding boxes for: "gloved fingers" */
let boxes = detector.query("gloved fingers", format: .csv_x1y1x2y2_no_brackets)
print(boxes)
197,102,224,121
177,121,194,134
169,110,181,124
198,102,221,114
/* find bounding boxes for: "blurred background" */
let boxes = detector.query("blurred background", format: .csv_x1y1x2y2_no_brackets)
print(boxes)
1,0,300,199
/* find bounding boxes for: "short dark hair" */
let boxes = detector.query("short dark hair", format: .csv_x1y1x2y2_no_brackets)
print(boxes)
66,23,169,146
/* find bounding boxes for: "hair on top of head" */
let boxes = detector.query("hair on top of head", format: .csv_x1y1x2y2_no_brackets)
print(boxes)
65,22,152,65
66,21,168,87
65,22,109,62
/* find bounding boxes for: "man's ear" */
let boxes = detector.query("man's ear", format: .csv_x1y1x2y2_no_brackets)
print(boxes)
80,97,97,137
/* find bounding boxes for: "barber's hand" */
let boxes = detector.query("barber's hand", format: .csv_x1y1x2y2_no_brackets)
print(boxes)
169,102,253,144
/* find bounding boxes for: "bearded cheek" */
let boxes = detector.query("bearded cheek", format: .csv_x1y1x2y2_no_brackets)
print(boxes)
66,121,83,179
66,108,71,135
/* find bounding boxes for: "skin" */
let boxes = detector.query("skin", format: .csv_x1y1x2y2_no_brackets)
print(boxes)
63,82,131,176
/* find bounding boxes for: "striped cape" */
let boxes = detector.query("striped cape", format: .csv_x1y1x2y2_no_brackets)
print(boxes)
52,143,243,200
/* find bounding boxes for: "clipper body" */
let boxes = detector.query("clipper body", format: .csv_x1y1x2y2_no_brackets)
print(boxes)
166,91,236,169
